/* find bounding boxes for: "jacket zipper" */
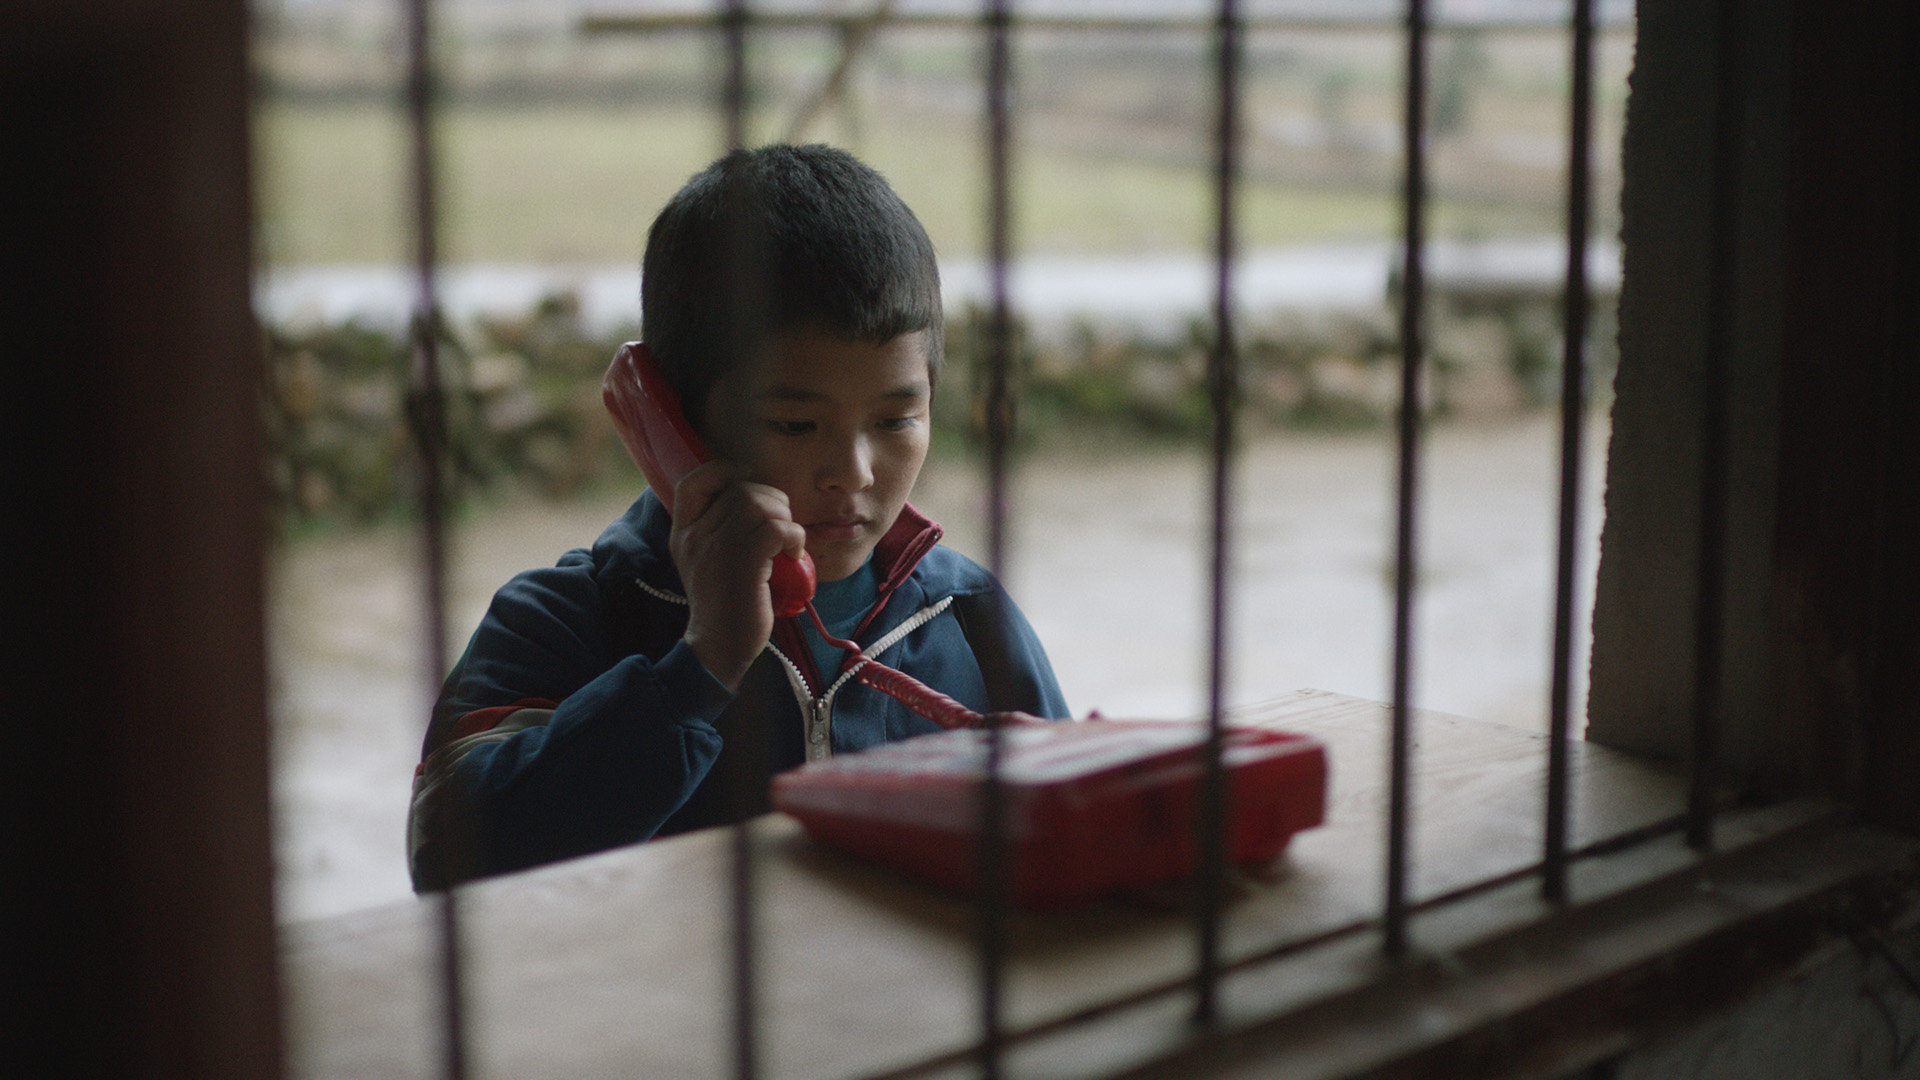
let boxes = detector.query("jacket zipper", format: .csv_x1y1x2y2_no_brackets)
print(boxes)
769,595,955,761
635,575,956,762
767,645,833,762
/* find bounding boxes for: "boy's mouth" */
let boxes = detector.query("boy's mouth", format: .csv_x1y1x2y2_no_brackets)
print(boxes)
804,517,869,543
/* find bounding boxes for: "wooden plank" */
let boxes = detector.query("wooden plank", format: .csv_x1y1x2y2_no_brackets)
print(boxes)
937,799,1849,1080
281,690,1687,1079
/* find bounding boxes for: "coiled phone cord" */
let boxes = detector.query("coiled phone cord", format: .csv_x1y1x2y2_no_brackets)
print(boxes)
804,603,1038,731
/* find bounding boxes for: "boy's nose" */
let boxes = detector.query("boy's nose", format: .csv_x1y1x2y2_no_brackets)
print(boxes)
818,435,874,492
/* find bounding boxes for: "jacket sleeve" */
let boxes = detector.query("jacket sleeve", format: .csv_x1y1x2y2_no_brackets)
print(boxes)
950,585,1072,721
408,553,732,892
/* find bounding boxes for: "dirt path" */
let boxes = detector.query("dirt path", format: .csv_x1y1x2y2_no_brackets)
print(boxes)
268,411,1607,922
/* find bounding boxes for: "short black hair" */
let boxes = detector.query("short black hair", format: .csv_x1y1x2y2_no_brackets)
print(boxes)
641,144,943,427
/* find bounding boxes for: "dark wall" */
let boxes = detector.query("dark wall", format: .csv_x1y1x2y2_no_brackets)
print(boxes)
1588,0,1920,828
1588,0,1786,777
1769,0,1920,827
1,4,282,1077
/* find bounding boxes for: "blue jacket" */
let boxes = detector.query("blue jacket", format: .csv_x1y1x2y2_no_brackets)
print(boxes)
408,491,1069,891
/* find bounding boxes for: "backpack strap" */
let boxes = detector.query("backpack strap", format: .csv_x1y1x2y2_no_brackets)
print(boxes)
948,588,1056,717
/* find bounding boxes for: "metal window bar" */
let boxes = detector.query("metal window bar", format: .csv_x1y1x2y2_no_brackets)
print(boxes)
399,0,466,1078
1544,0,1598,907
385,1,1753,1076
1194,0,1243,1028
1688,0,1745,855
1382,0,1430,965
716,9,765,1080
977,0,1014,1073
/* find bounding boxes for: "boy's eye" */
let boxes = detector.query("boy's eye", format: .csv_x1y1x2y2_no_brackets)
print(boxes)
877,416,922,433
766,419,815,436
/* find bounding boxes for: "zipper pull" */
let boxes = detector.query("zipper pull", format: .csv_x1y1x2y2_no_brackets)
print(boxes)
805,697,832,762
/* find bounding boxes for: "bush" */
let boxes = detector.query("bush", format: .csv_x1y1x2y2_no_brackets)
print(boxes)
263,292,639,534
264,290,1604,532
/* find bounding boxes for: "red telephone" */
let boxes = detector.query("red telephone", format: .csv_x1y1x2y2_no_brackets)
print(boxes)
602,342,818,617
774,721,1328,910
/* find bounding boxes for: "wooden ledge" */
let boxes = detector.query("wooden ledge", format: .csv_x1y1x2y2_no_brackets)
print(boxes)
281,691,1909,1079
919,807,1916,1080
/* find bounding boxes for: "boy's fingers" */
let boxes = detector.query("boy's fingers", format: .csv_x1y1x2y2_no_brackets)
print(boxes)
777,520,808,558
670,460,741,525
677,473,804,566
731,481,806,556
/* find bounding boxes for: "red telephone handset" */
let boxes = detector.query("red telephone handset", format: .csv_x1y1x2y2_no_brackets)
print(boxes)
602,342,818,618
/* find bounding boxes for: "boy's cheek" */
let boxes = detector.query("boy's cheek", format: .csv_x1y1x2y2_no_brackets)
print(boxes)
723,433,793,493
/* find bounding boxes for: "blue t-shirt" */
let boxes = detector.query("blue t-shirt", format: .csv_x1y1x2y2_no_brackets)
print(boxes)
799,556,878,691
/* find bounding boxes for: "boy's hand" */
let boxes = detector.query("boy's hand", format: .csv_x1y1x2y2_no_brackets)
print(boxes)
669,461,808,692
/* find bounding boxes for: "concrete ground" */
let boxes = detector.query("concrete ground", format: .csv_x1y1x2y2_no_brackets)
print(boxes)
268,409,1607,923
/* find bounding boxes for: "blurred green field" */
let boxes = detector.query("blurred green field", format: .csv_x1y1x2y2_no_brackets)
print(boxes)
253,101,1570,269
253,99,1394,266
252,23,1623,268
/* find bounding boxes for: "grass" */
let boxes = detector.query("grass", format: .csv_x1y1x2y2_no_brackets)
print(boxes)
253,101,720,266
252,16,1632,267
253,94,1570,269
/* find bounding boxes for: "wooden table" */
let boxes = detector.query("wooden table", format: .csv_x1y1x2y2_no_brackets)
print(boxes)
281,690,1693,1079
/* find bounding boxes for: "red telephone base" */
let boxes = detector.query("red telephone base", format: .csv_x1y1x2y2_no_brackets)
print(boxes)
772,720,1327,911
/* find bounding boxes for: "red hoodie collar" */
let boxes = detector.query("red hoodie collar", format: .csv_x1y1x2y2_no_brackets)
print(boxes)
868,501,944,602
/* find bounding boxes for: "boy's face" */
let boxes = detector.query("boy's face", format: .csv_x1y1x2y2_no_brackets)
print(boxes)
701,326,933,583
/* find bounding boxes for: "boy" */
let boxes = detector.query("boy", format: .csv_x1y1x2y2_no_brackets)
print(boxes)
409,144,1069,892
